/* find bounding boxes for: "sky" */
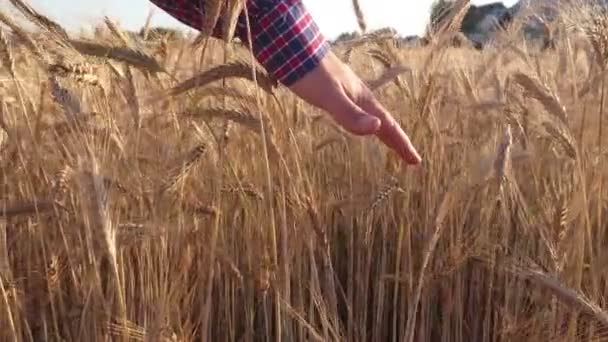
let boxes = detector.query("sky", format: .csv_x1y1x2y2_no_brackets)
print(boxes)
17,0,520,40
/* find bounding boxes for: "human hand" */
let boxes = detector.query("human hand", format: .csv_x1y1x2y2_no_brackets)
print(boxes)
288,51,422,165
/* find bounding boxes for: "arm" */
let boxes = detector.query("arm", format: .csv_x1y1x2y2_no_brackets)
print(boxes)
149,0,421,165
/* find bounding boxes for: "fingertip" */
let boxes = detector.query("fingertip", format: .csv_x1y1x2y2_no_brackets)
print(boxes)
405,148,422,165
407,154,422,165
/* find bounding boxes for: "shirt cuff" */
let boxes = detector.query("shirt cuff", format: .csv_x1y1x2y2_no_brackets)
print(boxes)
240,0,331,86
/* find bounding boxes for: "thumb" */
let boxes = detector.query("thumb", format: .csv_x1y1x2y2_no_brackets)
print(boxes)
322,91,381,136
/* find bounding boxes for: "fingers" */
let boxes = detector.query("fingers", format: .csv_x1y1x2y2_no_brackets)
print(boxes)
285,51,420,164
359,95,422,165
322,89,382,135
285,58,381,136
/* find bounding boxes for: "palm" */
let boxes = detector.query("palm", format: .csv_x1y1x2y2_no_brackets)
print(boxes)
289,52,422,165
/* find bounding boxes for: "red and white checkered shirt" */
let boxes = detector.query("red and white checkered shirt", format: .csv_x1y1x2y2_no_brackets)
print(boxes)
149,0,331,86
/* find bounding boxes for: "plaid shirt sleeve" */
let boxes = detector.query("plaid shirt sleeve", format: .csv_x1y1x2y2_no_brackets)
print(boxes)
148,0,331,86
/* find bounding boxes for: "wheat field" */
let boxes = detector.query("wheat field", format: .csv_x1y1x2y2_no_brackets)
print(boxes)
1,0,608,341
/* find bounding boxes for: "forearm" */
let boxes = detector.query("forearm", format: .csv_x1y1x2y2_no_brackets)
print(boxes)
149,0,331,86
236,0,331,86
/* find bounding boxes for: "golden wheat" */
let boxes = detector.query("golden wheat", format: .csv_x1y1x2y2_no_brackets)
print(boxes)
2,3,608,342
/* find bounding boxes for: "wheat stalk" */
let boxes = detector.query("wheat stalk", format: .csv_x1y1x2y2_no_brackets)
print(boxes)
0,28,15,78
204,0,226,36
404,186,457,342
221,0,245,42
352,0,367,34
493,125,513,185
75,153,127,322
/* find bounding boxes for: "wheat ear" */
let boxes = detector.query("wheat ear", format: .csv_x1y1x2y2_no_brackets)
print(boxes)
103,16,132,47
512,72,568,124
8,0,69,40
0,10,43,59
68,39,164,73
48,61,102,88
167,61,277,97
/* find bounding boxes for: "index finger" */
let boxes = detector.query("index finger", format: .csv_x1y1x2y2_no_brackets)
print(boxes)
360,96,422,165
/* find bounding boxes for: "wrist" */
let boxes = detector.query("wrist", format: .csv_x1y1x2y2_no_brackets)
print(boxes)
245,0,332,86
